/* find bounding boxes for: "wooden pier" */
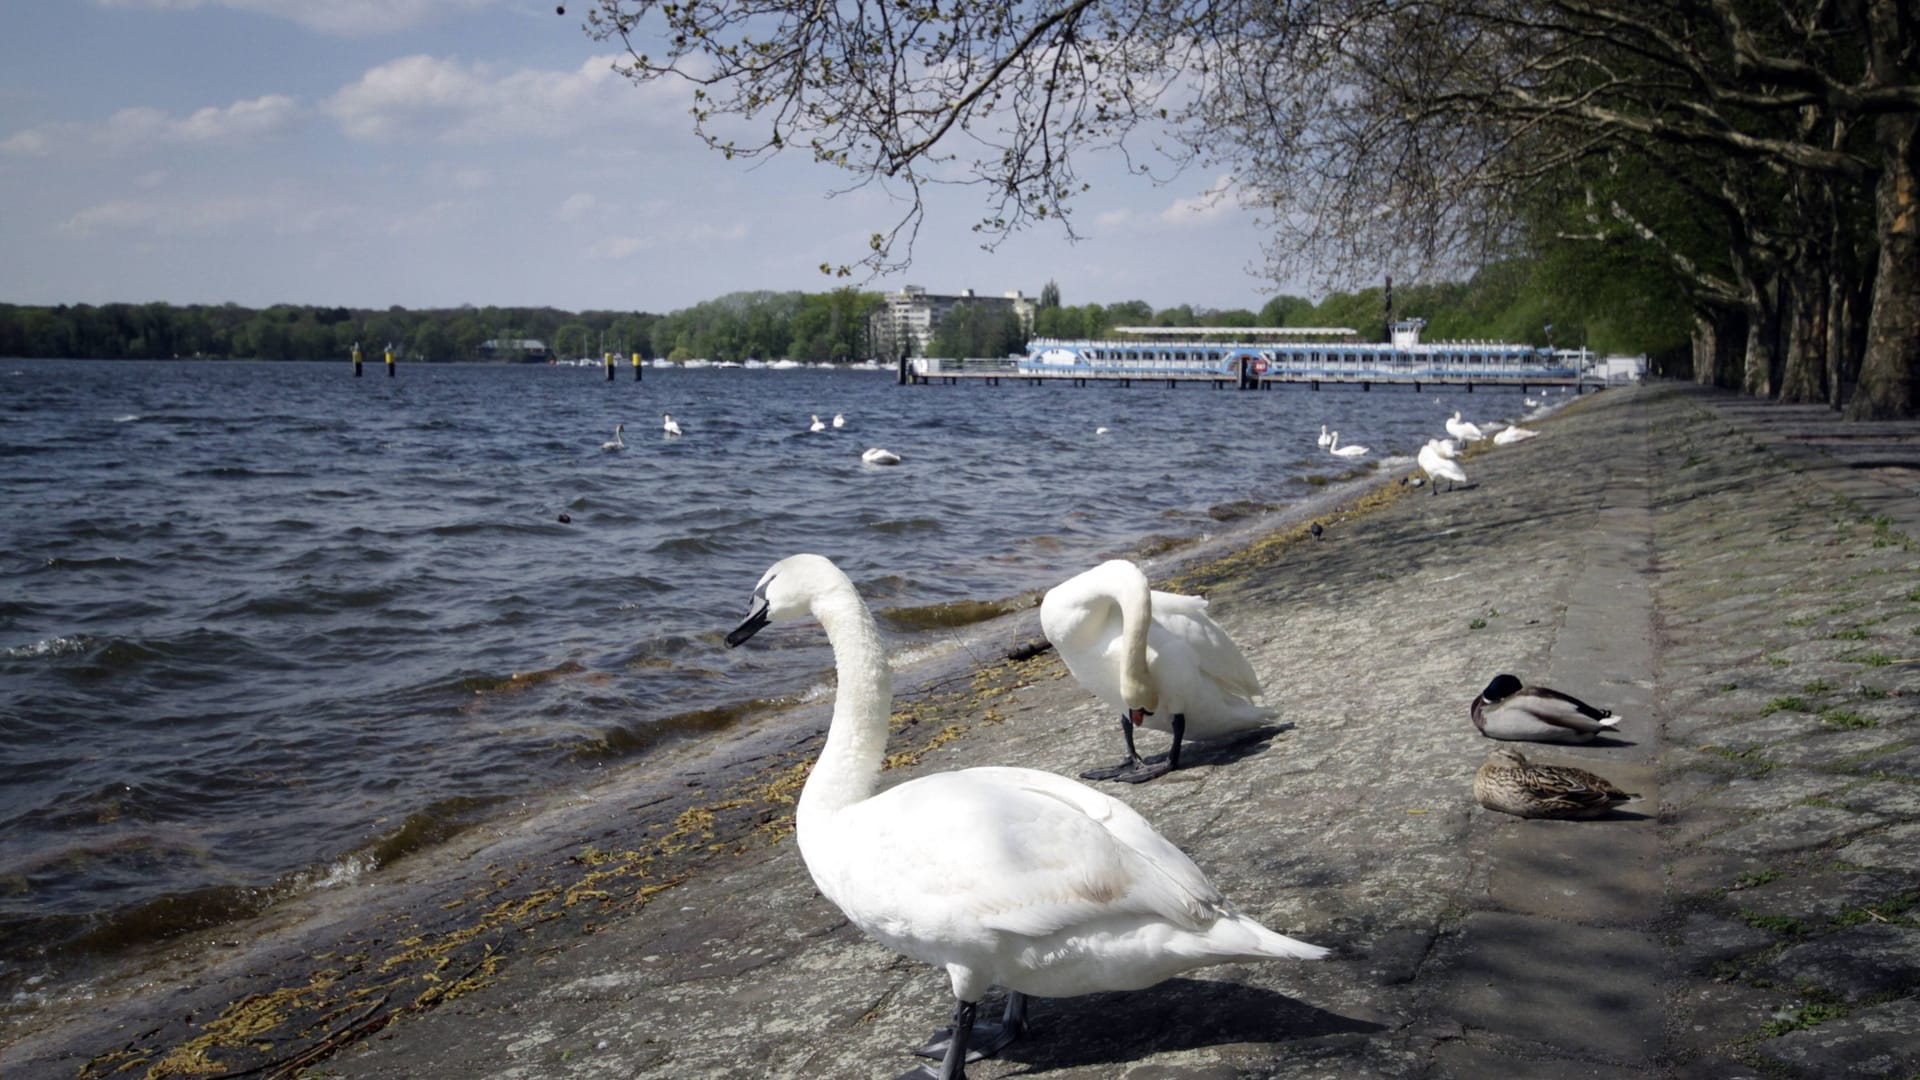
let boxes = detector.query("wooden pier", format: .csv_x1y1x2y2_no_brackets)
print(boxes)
903,357,1600,394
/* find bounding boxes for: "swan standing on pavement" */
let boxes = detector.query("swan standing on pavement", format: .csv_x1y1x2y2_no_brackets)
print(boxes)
1445,411,1486,442
1493,425,1538,445
600,423,624,450
1041,559,1279,783
727,555,1326,1079
662,413,683,437
1317,423,1332,448
1417,438,1467,493
1328,432,1369,458
810,414,827,433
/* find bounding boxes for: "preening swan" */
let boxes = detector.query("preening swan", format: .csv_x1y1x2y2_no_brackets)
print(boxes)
1040,559,1279,783
1471,673,1620,743
1327,432,1369,458
1445,411,1486,442
1316,423,1332,448
810,414,827,433
832,412,847,428
1493,425,1539,445
600,423,624,450
727,554,1326,1078
1417,439,1467,494
861,447,901,465
662,413,683,437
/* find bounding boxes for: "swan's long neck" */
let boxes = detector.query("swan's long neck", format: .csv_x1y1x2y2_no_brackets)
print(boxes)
798,581,893,822
1114,570,1155,710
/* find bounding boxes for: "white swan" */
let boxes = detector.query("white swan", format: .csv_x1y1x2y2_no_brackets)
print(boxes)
1316,423,1332,448
1493,425,1538,445
832,413,847,428
861,447,901,465
1445,411,1486,442
726,555,1327,1076
810,414,827,433
1417,438,1467,494
662,413,683,437
1327,432,1369,458
600,423,624,450
1040,559,1279,783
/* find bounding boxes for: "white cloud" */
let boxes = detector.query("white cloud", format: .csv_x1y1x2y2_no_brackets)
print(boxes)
93,95,299,150
326,53,679,144
61,191,343,237
1,128,51,156
556,191,596,221
95,0,498,36
1159,174,1238,225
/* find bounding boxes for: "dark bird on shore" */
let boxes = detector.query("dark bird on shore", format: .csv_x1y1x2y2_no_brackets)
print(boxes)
1475,747,1636,819
726,554,1326,1079
1310,521,1324,541
1471,674,1619,743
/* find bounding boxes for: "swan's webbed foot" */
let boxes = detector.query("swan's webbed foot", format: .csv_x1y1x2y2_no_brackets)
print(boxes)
912,993,1025,1066
1105,758,1174,783
1079,757,1150,782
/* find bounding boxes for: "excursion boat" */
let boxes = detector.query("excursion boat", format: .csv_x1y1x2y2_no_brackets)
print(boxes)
1010,320,1584,383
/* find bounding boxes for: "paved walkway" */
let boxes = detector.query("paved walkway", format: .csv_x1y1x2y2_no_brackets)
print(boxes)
7,382,1917,1079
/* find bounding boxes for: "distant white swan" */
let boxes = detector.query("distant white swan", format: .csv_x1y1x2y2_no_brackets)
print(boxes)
1417,438,1467,493
1328,432,1369,458
810,414,826,433
1493,425,1539,445
861,447,901,465
1317,423,1332,448
1041,559,1279,783
832,413,847,428
662,413,683,437
1445,411,1486,442
600,423,624,450
1096,426,1111,435
725,555,1327,1077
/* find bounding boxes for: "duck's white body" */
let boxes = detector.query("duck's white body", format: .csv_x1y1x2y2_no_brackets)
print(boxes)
1040,560,1276,782
727,555,1324,1072
662,413,683,437
1493,425,1538,445
1445,411,1486,442
1417,439,1467,491
1327,432,1369,458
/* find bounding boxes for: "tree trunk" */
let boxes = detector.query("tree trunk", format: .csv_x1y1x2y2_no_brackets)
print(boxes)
1692,306,1745,388
1779,262,1829,404
1741,279,1780,398
1847,113,1920,419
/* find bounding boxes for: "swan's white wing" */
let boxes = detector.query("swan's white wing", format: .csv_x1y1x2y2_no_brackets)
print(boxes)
1148,591,1262,700
848,767,1222,940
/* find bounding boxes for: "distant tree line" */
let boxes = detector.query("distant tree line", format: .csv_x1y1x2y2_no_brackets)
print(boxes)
0,288,888,364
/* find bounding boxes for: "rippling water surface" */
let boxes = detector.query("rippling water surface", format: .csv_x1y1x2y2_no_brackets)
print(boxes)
0,357,1542,982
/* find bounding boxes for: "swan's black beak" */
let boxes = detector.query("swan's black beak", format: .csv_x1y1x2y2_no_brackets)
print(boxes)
725,598,771,648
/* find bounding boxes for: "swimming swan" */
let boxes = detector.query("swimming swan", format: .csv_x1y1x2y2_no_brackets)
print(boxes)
810,414,827,433
832,413,847,428
1445,411,1486,442
1317,423,1332,448
600,423,624,450
662,413,683,437
1327,432,1369,458
1040,559,1279,783
726,554,1326,1077
861,447,901,465
1417,439,1467,493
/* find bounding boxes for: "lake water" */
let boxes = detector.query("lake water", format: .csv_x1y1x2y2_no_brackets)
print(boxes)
0,357,1546,991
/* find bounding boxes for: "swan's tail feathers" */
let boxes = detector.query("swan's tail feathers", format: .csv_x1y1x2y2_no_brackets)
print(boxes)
1212,913,1330,961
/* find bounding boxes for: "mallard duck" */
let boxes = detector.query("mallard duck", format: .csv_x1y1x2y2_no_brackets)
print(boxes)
1040,559,1277,783
1474,747,1636,819
726,555,1327,1077
1471,674,1619,743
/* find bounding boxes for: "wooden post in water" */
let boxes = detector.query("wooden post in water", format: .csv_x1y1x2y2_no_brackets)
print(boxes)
896,355,909,385
352,342,363,378
385,344,395,378
632,351,643,382
604,352,615,382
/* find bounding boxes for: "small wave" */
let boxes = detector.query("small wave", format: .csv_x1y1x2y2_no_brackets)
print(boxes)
112,414,140,423
1206,499,1280,522
876,595,1029,633
566,696,787,762
867,516,944,535
6,634,94,659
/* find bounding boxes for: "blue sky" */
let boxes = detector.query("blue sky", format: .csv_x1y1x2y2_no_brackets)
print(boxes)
0,1,1303,315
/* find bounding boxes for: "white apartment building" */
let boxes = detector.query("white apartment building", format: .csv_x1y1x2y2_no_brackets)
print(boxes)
868,285,1036,358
